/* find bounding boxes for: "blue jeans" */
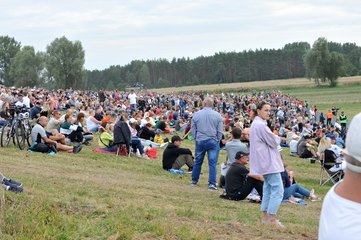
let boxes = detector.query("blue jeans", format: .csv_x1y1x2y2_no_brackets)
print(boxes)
130,104,137,110
103,146,117,152
131,136,144,154
261,173,284,215
192,139,220,186
283,184,310,200
83,134,93,141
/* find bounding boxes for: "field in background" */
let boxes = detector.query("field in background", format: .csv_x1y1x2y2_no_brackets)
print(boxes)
151,76,361,118
150,76,361,93
1,81,361,239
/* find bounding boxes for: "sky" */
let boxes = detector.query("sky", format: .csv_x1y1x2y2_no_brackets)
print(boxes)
1,0,361,70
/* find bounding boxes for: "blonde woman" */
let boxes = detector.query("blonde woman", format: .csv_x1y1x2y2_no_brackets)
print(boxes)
317,137,332,160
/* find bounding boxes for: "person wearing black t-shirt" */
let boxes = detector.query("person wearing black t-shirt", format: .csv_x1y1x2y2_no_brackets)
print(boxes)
224,150,263,201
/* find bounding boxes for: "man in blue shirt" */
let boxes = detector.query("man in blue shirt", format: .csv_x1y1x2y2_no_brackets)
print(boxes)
190,97,223,190
30,101,42,119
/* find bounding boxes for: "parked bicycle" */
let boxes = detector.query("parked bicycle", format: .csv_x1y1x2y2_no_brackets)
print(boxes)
0,110,31,150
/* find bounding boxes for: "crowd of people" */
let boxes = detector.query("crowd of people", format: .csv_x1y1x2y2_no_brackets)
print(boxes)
0,85,359,231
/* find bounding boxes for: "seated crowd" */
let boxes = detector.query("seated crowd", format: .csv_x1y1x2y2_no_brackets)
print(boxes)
0,86,349,204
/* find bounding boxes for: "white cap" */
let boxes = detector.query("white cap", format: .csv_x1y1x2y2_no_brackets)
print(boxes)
292,135,299,140
344,112,361,173
129,118,137,124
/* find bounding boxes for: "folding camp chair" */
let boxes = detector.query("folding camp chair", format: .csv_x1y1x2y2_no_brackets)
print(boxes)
320,149,343,186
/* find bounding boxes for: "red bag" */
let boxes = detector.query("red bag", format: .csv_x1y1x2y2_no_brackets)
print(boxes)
118,145,128,156
146,147,157,158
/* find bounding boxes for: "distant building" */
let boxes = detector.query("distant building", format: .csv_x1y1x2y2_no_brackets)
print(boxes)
125,82,145,92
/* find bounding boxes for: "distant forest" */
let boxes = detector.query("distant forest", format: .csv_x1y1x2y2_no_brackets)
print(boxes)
86,41,361,90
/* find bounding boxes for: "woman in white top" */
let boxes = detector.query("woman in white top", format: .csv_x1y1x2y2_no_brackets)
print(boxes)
86,109,101,132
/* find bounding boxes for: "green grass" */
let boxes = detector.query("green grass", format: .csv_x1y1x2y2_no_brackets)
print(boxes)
1,139,325,240
2,82,361,239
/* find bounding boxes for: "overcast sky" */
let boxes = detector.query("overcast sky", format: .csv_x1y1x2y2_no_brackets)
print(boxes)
1,0,361,70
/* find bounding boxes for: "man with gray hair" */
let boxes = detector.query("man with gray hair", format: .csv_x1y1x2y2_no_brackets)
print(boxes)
190,97,223,190
319,112,361,239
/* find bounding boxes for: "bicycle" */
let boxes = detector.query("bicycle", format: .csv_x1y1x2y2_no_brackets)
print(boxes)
0,112,31,150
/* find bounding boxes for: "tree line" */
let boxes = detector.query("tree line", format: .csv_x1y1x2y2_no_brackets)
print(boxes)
1,35,360,90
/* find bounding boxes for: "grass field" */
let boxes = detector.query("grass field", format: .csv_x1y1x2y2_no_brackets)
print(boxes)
1,141,324,240
151,76,361,118
150,76,361,93
1,82,360,239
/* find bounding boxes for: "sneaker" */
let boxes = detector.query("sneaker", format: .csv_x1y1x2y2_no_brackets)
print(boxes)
289,196,302,202
1,178,23,187
272,219,285,228
142,154,150,160
309,189,320,201
73,143,83,154
247,193,261,202
3,184,23,193
136,151,142,158
191,181,197,187
160,142,169,148
208,184,218,191
262,218,285,228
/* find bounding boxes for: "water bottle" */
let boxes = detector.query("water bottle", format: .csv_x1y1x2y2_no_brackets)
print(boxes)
169,169,184,174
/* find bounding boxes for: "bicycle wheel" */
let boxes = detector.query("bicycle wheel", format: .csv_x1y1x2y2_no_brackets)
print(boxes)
15,121,26,150
23,121,32,147
0,122,12,147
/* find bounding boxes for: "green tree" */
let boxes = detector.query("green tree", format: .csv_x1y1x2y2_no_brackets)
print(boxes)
304,37,344,87
9,46,43,87
0,36,21,86
138,64,150,86
46,36,85,89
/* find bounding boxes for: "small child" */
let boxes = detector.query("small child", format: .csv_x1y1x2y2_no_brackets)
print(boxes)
154,129,165,145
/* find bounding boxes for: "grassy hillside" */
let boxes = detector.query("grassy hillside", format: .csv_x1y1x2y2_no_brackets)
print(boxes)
1,140,324,240
2,84,360,239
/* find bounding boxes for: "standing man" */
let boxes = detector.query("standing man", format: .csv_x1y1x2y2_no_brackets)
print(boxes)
191,97,223,190
128,89,137,110
319,112,361,239
339,111,347,130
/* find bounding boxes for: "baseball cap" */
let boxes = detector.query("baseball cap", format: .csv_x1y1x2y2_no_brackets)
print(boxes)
171,135,182,143
235,150,249,159
343,112,361,173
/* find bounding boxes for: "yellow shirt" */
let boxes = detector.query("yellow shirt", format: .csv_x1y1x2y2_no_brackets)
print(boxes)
154,134,164,144
98,132,114,148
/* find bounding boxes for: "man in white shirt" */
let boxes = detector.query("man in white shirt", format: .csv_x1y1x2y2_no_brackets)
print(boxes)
319,112,361,239
22,94,31,109
289,135,299,154
128,90,137,110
